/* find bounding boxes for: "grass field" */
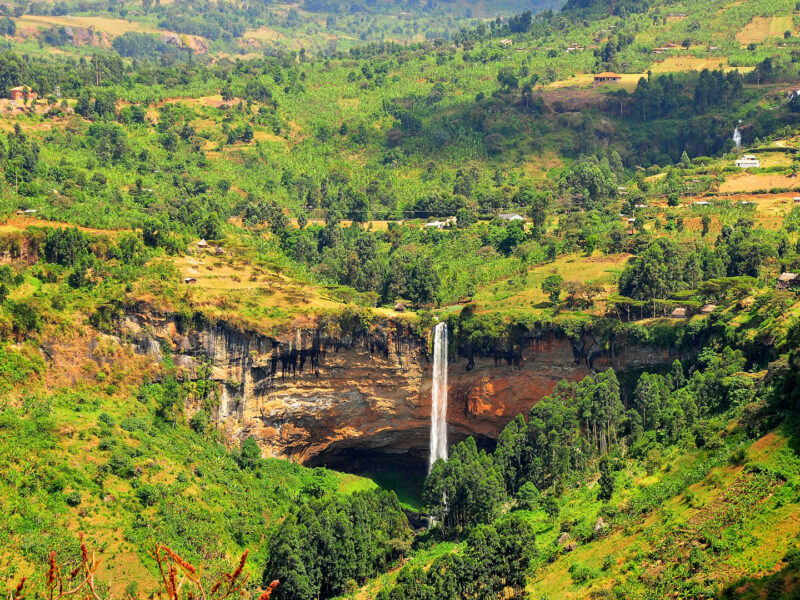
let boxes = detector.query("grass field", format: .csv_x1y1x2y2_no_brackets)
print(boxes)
719,173,800,193
736,15,795,44
546,56,750,93
461,251,631,315
168,247,345,332
526,422,800,599
15,14,161,36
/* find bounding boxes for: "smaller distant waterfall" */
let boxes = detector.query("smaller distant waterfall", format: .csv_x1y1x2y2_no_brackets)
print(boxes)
733,122,742,149
429,322,448,472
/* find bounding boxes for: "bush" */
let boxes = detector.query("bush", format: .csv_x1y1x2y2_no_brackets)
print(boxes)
98,438,116,451
135,484,164,506
107,452,136,479
120,416,149,432
189,409,210,435
568,561,599,584
602,554,616,571
98,412,115,427
65,491,81,507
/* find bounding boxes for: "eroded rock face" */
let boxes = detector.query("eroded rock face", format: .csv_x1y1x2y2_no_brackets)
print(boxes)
122,306,677,471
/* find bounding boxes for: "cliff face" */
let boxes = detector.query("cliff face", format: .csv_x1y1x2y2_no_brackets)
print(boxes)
123,306,677,471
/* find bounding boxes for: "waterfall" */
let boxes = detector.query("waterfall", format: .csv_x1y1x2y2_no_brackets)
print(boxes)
733,122,742,149
429,322,448,471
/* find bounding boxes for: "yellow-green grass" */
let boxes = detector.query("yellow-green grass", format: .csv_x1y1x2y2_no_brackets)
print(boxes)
0,214,129,235
736,15,795,45
719,173,800,193
15,14,161,36
529,424,800,598
545,57,751,93
756,152,794,168
467,251,631,314
166,250,344,332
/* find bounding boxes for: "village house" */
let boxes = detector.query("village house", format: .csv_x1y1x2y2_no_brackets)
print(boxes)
183,277,198,285
671,307,688,319
10,86,37,102
700,304,717,315
735,155,760,168
777,272,799,290
498,213,525,222
424,216,456,229
593,72,622,84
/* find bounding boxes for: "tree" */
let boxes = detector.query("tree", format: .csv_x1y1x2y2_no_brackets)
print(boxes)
496,67,519,90
597,455,614,501
542,273,564,304
239,436,261,470
456,207,475,228
424,437,507,536
516,481,541,511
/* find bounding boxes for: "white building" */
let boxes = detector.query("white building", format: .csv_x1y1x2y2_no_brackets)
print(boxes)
735,155,760,168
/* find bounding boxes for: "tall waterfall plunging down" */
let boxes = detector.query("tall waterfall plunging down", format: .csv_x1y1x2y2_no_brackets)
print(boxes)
429,322,448,472
733,122,742,149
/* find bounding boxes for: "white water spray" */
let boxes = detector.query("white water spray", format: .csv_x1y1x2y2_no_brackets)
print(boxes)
733,121,742,149
429,322,448,471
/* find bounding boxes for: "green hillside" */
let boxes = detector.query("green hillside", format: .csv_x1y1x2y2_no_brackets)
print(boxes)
2,0,800,598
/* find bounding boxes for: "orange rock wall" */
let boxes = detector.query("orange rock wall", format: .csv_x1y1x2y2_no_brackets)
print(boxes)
122,309,675,467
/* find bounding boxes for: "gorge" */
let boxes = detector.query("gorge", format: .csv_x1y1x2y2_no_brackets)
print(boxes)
121,303,687,477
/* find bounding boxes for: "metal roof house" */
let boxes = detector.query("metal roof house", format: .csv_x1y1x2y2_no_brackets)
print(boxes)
735,155,760,168
594,72,622,84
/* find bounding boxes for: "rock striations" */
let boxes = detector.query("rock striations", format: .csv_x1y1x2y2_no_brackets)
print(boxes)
123,304,678,472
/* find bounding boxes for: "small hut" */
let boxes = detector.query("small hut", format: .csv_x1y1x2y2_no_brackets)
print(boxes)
671,307,688,319
777,272,799,290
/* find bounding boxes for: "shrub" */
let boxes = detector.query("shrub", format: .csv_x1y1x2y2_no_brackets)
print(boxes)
98,412,115,426
189,409,210,435
602,554,616,571
135,484,164,506
107,452,136,479
568,561,599,584
65,491,82,507
120,416,149,432
98,438,116,451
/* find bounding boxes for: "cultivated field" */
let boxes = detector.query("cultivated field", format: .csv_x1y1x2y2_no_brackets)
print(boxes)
15,14,161,35
546,56,751,93
736,15,794,44
719,173,800,193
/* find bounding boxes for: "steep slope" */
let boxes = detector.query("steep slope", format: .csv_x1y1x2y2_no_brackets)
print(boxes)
121,304,686,472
